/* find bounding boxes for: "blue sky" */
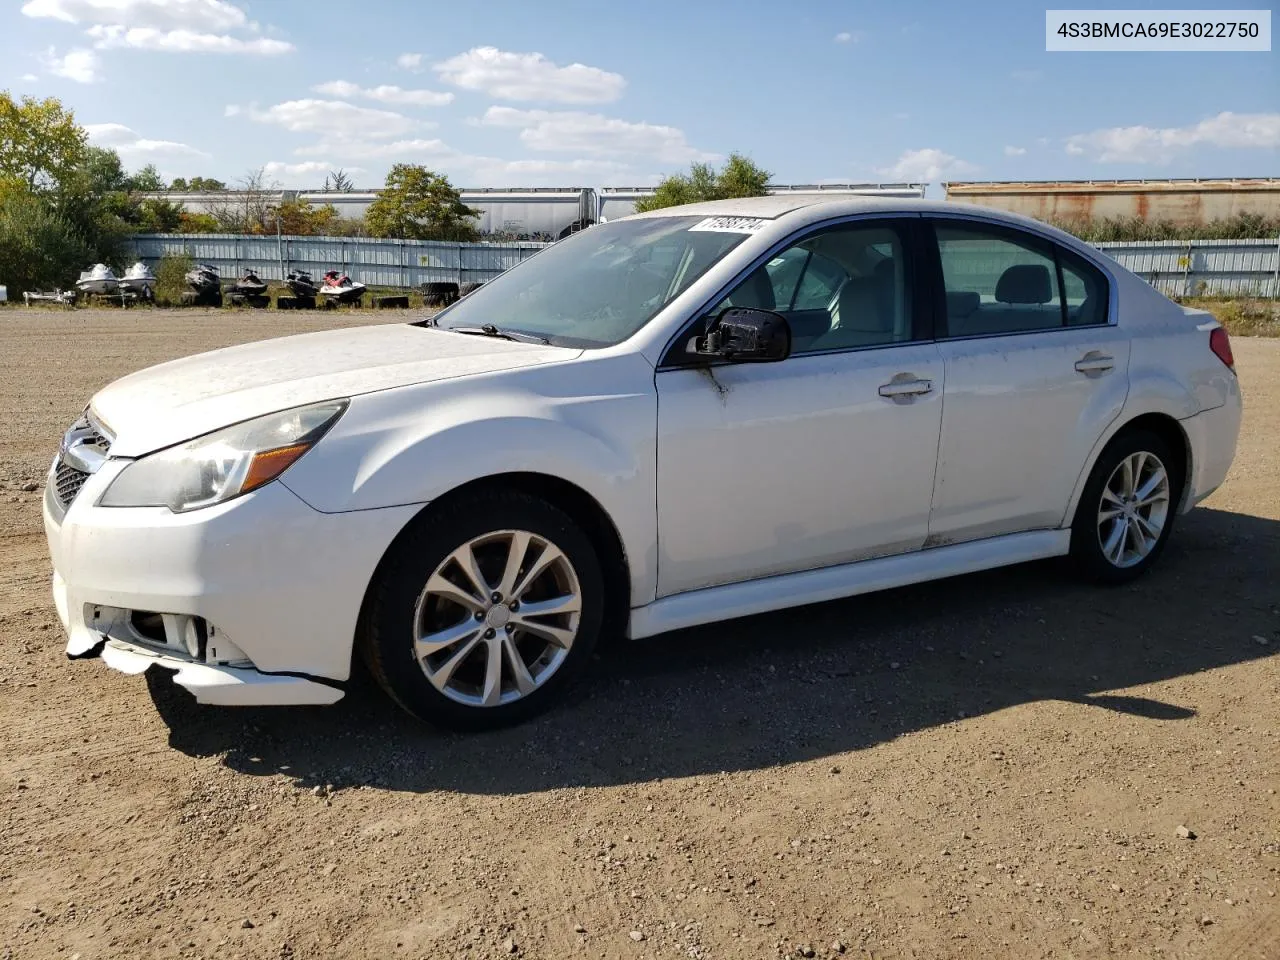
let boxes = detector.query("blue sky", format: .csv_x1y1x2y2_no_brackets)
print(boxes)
3,0,1276,193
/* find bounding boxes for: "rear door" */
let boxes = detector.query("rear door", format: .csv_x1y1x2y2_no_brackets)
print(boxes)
923,218,1130,544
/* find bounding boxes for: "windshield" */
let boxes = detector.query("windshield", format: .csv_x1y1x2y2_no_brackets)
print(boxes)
429,217,752,347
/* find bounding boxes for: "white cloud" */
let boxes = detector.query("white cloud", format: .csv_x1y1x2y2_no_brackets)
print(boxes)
1003,145,1027,157
87,24,292,53
22,0,248,31
312,80,453,107
435,46,625,104
262,160,364,185
84,121,206,161
294,137,453,160
877,147,976,182
21,73,39,81
833,31,863,43
396,51,423,71
223,103,239,116
42,46,100,82
479,106,716,163
247,99,425,140
1065,111,1280,163
25,0,295,56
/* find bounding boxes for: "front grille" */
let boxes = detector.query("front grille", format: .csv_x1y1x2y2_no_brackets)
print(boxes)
54,459,91,507
52,409,114,512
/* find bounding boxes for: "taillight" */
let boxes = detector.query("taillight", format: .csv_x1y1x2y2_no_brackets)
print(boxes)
1209,327,1234,371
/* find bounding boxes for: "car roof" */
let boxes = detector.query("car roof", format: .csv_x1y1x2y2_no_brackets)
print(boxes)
626,195,1095,255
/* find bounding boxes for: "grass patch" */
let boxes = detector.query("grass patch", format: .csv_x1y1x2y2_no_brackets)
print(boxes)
1177,297,1280,338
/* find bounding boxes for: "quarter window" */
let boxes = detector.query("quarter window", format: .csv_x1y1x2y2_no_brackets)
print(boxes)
1060,250,1108,326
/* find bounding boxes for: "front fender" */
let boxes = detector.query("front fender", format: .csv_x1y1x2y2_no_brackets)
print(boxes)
281,354,660,604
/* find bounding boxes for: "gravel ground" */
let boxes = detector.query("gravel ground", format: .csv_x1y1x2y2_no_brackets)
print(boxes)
1,308,1277,960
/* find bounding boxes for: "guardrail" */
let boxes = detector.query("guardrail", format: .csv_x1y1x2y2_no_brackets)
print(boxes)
128,233,1280,298
127,234,549,288
1095,238,1280,298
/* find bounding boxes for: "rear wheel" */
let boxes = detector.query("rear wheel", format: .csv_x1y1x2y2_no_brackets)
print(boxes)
360,491,605,729
1070,429,1182,583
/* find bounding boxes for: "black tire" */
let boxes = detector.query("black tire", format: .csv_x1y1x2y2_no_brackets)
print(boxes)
459,281,485,297
359,490,606,730
1069,428,1183,584
422,281,460,297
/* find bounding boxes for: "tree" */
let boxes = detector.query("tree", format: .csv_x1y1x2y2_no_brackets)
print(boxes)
129,164,165,192
178,211,220,232
365,164,480,241
136,198,184,233
206,167,277,233
0,92,88,192
634,153,772,213
169,175,226,191
323,168,355,192
0,187,90,292
270,197,339,235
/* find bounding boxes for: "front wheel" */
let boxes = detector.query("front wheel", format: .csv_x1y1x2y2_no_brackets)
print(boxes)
359,491,605,730
1070,429,1182,583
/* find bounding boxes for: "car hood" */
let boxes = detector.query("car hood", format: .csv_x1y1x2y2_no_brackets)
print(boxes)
92,323,580,456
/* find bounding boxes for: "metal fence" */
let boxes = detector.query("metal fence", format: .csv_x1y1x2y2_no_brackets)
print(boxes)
127,233,1280,298
1095,238,1280,298
127,234,549,288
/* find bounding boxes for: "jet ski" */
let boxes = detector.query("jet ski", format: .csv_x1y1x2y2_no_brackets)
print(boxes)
183,263,223,307
286,270,318,299
226,269,270,308
76,263,119,296
228,269,268,297
120,262,157,300
317,269,366,306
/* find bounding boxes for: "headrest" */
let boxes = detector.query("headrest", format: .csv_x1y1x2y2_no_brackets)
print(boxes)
995,264,1052,304
946,290,980,317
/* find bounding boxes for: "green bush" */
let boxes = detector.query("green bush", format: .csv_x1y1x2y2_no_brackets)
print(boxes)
1051,214,1280,243
154,252,193,306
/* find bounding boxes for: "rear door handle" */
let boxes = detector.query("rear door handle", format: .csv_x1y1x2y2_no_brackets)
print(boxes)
878,376,933,399
1074,352,1115,375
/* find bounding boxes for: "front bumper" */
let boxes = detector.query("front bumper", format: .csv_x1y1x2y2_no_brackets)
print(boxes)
44,458,420,706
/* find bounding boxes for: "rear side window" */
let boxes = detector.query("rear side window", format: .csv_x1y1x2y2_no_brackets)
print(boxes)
935,225,1062,336
933,222,1110,336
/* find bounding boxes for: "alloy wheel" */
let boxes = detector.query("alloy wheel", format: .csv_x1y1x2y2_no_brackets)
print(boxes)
413,530,582,707
1096,451,1171,569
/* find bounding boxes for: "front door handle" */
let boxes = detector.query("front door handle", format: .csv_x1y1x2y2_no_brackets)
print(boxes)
878,375,933,400
1074,352,1115,375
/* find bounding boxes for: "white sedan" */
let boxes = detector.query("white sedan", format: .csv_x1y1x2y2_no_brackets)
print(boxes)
44,196,1242,729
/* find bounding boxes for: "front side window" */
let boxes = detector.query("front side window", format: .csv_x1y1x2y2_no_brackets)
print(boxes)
431,216,750,348
708,222,913,354
935,222,1110,336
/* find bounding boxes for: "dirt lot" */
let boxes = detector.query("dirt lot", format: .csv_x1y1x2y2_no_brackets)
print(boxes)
1,308,1277,960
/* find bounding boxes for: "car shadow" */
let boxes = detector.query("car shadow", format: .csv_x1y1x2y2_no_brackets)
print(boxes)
150,505,1278,795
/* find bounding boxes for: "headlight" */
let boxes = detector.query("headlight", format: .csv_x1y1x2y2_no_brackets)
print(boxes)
100,401,347,512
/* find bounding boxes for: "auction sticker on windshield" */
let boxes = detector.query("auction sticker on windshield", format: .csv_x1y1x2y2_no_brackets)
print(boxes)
688,216,769,234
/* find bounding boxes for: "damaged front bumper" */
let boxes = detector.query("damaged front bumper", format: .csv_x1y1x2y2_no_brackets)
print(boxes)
44,455,420,707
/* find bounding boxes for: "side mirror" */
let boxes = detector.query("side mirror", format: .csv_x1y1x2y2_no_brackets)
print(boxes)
695,307,791,363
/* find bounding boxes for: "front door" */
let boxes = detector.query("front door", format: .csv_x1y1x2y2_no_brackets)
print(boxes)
654,218,945,597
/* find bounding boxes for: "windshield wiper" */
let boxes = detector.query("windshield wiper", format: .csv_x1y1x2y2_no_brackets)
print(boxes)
445,323,550,345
